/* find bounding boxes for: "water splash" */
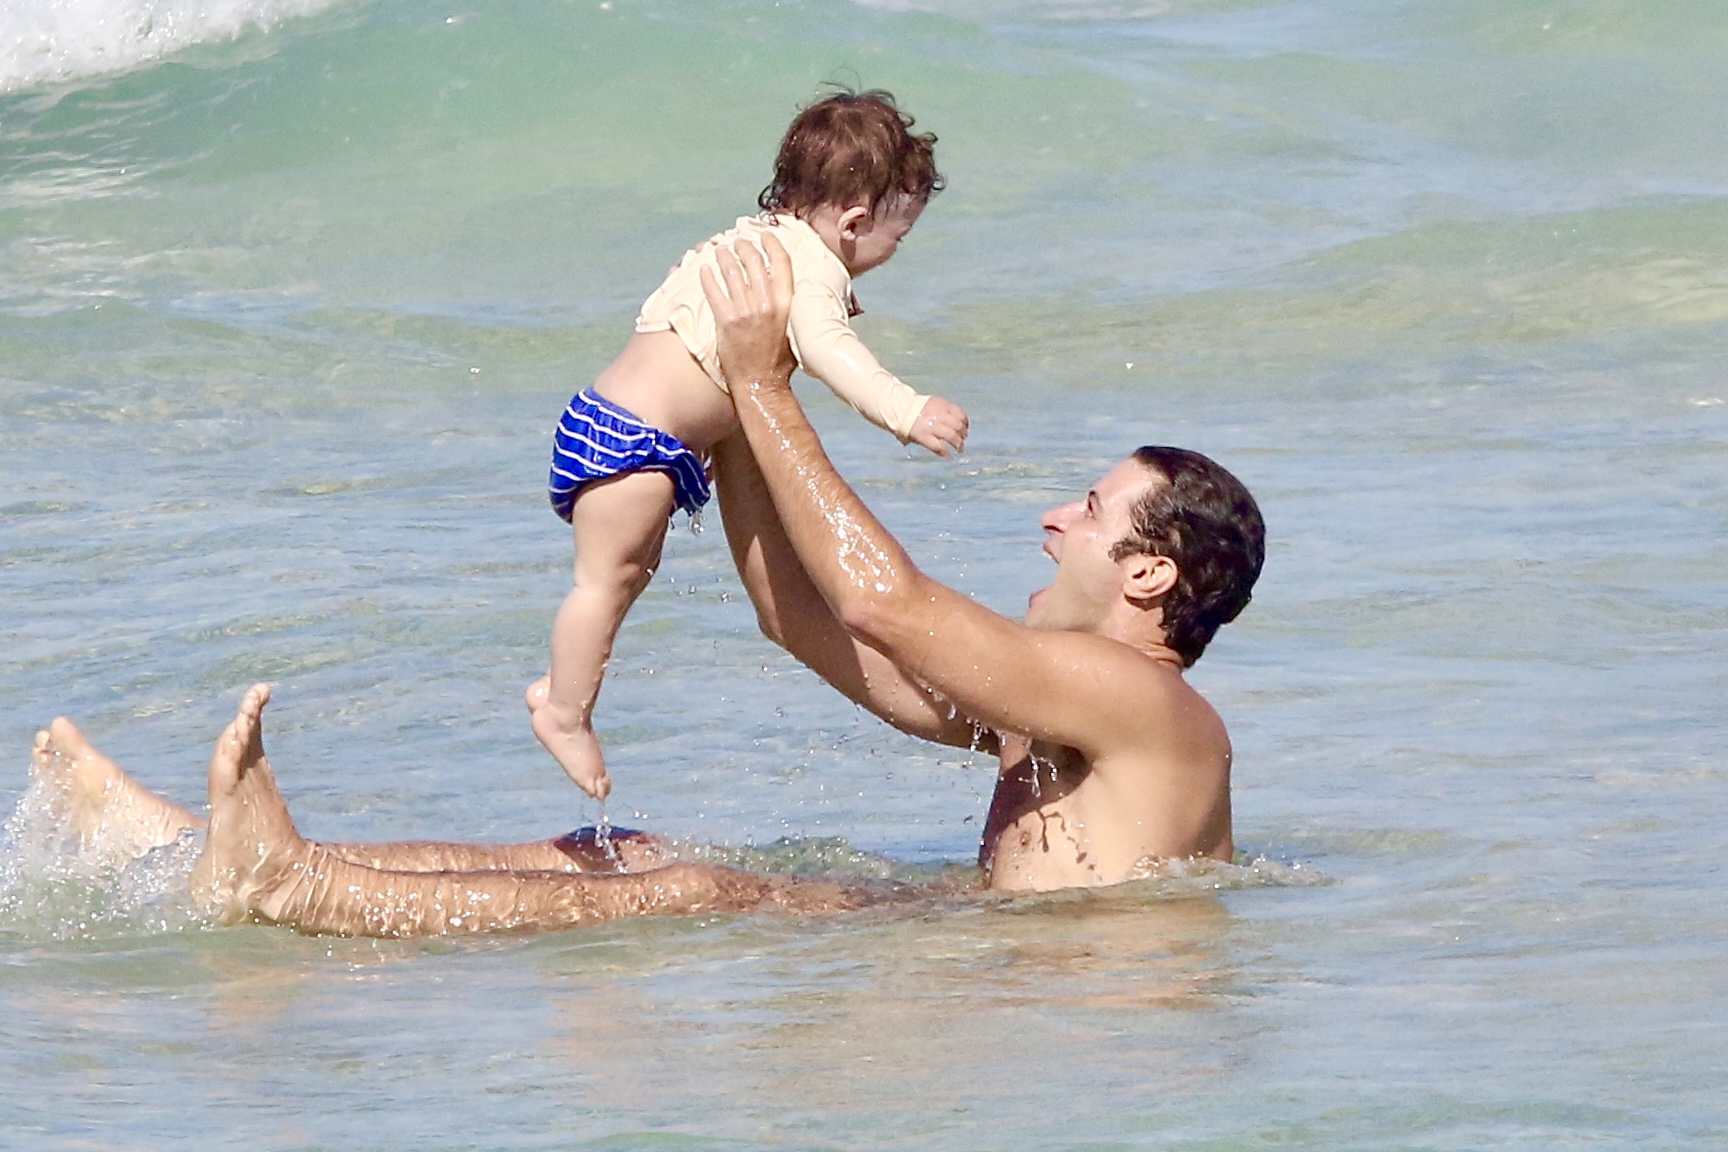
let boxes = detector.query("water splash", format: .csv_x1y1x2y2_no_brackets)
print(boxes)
682,834,930,884
1126,852,1330,892
1028,751,1056,798
592,801,624,870
965,721,992,768
0,769,202,941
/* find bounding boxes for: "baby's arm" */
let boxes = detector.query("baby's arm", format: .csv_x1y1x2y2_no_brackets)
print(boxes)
787,284,969,457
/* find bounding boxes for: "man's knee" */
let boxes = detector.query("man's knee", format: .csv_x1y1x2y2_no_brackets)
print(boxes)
551,827,656,873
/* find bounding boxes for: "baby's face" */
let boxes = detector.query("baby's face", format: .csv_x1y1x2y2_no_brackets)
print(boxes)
844,195,926,276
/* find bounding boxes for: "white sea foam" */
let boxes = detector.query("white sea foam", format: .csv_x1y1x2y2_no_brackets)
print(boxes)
0,0,340,94
0,761,202,940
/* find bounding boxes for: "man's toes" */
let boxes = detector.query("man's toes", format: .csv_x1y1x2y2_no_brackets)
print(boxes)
240,683,270,726
28,729,67,792
209,723,247,796
47,717,92,759
226,685,270,757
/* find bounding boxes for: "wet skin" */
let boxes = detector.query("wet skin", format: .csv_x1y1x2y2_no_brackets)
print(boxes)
32,687,856,938
704,236,1237,890
24,238,1245,932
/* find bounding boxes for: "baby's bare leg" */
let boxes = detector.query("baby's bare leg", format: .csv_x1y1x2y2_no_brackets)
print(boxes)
195,685,843,936
529,469,677,801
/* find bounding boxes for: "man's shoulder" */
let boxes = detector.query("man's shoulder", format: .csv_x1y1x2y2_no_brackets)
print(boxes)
1035,625,1189,693
1060,631,1226,751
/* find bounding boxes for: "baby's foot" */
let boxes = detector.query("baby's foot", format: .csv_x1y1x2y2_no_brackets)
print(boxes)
524,675,551,715
530,705,612,800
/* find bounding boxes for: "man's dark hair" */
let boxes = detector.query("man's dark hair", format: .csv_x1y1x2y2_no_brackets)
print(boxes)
1111,447,1265,667
758,88,945,217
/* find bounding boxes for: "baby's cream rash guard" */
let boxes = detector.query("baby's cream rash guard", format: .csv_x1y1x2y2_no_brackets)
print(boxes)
634,214,930,442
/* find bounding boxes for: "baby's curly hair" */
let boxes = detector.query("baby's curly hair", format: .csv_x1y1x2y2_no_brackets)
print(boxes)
759,88,944,217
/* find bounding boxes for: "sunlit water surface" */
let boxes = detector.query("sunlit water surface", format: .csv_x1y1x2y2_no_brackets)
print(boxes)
3,0,1725,1147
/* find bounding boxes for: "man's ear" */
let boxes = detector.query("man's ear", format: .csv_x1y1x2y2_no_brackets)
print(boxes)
836,203,873,240
1122,553,1178,603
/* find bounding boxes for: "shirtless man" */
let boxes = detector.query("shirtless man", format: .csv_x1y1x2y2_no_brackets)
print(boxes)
24,235,1263,935
703,236,1263,889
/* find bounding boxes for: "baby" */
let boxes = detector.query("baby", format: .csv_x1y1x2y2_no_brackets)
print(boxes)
528,89,969,800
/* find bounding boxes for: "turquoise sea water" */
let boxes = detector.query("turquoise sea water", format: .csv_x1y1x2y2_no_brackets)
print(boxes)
3,0,1726,1147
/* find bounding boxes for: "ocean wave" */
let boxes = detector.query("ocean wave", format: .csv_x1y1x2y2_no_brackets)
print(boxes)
0,0,341,94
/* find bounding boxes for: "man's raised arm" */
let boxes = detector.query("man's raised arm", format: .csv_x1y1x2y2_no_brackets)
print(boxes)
714,431,989,750
700,239,1160,758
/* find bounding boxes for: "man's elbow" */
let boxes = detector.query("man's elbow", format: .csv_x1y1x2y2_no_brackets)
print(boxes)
752,607,789,651
836,591,913,655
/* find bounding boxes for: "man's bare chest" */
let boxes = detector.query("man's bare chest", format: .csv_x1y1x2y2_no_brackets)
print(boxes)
981,737,1106,888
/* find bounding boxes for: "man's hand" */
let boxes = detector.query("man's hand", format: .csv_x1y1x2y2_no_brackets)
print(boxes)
907,395,969,457
700,234,797,392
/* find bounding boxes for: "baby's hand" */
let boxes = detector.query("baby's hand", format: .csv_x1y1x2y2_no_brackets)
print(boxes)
908,396,969,458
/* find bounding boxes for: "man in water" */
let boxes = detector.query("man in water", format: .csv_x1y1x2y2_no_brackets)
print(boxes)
705,237,1263,892
28,236,1264,936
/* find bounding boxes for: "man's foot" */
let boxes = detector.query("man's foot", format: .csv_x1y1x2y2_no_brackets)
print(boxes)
190,684,316,925
30,719,202,864
526,676,612,800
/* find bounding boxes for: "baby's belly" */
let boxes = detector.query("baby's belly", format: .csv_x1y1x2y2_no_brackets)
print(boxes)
594,330,736,450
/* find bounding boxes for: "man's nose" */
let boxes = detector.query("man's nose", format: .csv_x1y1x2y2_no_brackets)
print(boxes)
1041,500,1081,535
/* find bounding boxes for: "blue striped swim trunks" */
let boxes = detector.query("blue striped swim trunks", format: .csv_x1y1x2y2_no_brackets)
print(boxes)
548,389,711,522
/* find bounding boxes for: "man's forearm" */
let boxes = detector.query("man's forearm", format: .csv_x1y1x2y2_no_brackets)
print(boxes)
703,235,936,663
716,432,992,749
701,236,1151,761
730,373,928,649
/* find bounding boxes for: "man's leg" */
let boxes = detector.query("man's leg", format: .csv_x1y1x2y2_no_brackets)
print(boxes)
30,719,667,875
192,685,851,937
328,829,671,874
